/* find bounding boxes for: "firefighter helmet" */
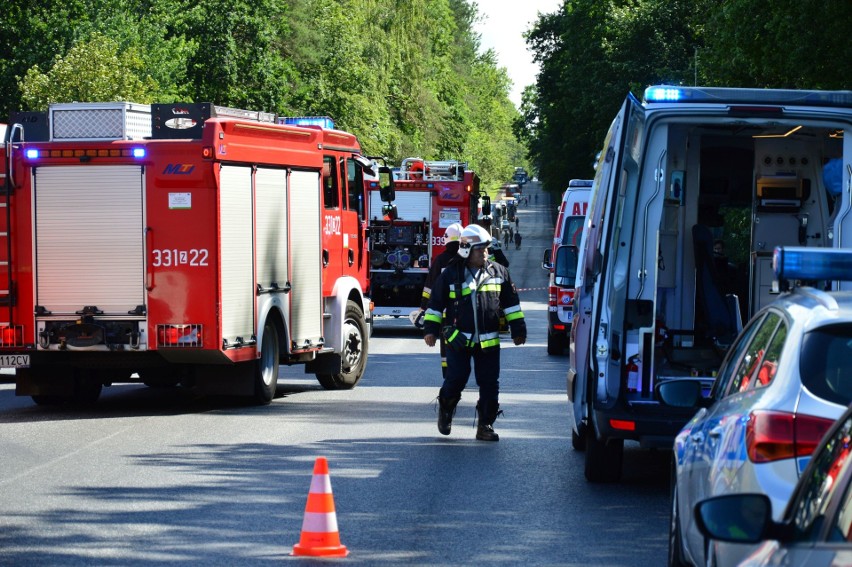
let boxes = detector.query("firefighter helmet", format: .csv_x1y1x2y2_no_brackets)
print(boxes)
444,223,463,243
458,224,492,258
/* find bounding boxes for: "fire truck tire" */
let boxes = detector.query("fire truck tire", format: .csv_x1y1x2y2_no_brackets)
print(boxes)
72,379,103,404
316,300,367,390
253,320,280,404
584,430,623,483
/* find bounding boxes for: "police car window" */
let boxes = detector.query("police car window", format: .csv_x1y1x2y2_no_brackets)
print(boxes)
800,324,852,406
323,156,339,209
790,413,852,541
710,313,763,398
750,319,787,391
727,312,781,396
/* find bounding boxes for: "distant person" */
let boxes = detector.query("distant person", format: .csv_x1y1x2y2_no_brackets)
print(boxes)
514,232,522,250
514,217,519,229
503,228,510,248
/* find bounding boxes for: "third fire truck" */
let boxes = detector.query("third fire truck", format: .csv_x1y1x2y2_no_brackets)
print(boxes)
0,102,377,405
367,157,481,319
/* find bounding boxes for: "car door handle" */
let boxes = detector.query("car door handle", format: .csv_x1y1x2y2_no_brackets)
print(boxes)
690,432,704,444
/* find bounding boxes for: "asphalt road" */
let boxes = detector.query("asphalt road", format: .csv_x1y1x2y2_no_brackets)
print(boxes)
0,181,671,566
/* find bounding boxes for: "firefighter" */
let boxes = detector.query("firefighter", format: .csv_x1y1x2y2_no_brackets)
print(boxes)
422,224,527,441
416,222,464,376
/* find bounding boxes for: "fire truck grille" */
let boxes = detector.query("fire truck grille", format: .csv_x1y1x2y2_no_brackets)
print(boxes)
0,325,25,347
157,324,203,348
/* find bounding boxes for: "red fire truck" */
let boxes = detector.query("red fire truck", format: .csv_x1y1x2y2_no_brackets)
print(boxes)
367,157,480,319
0,102,377,405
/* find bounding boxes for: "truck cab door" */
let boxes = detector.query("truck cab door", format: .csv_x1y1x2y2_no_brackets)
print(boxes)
569,93,645,432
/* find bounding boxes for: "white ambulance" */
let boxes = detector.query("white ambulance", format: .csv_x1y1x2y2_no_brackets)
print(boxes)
542,180,591,354
567,85,852,482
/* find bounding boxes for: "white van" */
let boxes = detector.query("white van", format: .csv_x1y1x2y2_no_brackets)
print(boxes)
568,85,852,482
542,180,591,355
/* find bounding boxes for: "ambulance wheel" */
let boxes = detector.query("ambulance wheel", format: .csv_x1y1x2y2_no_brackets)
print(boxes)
571,427,586,451
252,320,280,405
547,333,564,355
584,430,623,483
317,300,367,390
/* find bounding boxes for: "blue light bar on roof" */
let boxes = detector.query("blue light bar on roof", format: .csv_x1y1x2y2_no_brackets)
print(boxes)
773,247,852,282
568,179,593,188
644,85,852,108
279,116,335,129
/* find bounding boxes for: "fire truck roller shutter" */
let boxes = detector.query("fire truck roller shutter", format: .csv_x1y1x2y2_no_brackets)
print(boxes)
253,167,290,403
34,165,145,315
288,169,324,349
368,191,431,221
219,166,255,346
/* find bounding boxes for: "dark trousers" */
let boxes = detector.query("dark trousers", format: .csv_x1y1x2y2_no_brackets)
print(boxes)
439,344,500,403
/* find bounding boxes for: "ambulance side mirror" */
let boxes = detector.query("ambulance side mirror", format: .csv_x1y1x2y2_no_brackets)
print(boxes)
542,248,553,271
378,166,395,203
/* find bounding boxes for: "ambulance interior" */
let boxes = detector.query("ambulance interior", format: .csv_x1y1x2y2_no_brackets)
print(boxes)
625,117,847,398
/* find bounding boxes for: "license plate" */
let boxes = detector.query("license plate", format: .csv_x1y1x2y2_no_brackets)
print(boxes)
0,354,29,368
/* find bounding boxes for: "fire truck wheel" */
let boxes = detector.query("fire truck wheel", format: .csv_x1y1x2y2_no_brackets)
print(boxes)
317,300,367,390
253,320,280,404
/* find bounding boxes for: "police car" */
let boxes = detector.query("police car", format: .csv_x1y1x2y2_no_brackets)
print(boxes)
663,247,852,567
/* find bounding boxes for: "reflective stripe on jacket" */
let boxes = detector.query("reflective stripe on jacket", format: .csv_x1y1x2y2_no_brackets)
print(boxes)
423,258,526,348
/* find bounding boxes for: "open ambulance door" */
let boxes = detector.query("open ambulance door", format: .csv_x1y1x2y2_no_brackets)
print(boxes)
569,93,645,441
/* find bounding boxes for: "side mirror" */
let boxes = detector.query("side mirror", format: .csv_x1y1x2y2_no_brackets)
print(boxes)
542,248,553,271
381,204,398,221
481,195,492,216
695,494,774,544
656,379,709,408
378,165,395,202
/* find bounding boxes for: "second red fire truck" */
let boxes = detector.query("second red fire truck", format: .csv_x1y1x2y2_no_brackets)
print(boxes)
367,157,481,319
0,102,378,405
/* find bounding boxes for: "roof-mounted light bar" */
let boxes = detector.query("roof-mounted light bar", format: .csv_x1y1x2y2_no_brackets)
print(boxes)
773,246,852,282
279,116,335,129
644,85,852,108
568,179,593,188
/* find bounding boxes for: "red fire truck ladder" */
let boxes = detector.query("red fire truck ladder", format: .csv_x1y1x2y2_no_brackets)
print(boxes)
0,123,23,344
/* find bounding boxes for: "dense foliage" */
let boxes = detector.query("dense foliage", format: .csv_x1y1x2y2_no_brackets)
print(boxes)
0,0,526,193
522,0,852,195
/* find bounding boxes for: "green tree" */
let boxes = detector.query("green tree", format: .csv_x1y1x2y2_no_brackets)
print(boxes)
19,33,159,108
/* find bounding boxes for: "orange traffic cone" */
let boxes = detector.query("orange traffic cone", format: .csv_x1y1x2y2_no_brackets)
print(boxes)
292,457,349,557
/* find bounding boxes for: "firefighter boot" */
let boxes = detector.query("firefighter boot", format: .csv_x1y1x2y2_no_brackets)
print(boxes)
476,400,501,441
437,396,461,435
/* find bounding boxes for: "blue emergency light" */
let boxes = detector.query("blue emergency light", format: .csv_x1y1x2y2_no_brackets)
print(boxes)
644,85,852,108
25,149,39,159
280,116,335,129
132,148,146,158
773,247,852,282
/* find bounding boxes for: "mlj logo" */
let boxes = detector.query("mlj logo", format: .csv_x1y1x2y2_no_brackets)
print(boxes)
163,164,195,175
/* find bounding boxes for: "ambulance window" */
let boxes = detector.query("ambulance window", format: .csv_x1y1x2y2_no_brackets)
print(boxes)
563,216,585,247
345,159,364,218
323,156,339,209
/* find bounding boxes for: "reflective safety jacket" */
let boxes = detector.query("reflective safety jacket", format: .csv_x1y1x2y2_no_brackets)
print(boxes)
420,242,459,310
423,258,526,348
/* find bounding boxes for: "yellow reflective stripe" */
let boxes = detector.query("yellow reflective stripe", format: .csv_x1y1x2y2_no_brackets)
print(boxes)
503,304,522,315
424,309,443,323
480,337,500,348
505,311,524,322
422,288,432,299
480,284,500,292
